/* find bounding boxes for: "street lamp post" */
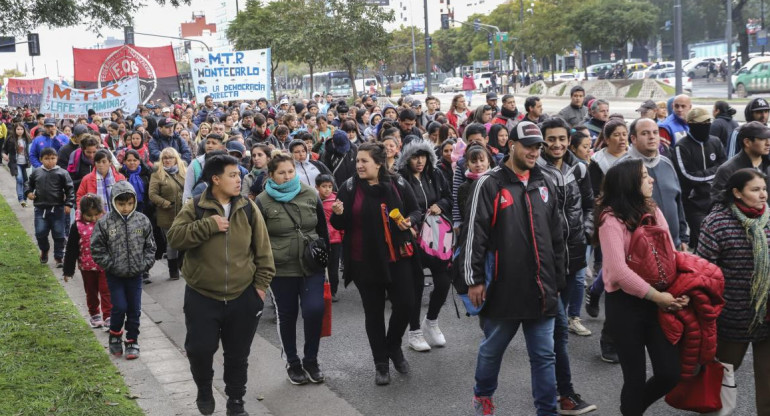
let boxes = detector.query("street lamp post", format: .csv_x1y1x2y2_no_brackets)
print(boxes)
424,0,432,95
674,0,683,95
727,0,733,99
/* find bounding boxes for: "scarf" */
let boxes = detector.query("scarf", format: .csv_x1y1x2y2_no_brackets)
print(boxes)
126,165,145,205
627,145,661,168
265,174,301,202
465,168,491,180
499,106,519,120
731,202,770,333
96,169,115,213
164,165,179,176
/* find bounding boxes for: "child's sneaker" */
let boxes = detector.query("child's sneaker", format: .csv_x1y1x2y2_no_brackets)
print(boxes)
125,340,140,360
102,317,111,332
89,314,104,328
108,332,123,356
39,251,48,264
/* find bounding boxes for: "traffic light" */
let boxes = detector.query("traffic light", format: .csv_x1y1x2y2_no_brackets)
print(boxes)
184,40,191,52
474,18,481,32
124,26,134,45
487,32,493,45
441,14,449,30
27,33,39,56
427,36,433,49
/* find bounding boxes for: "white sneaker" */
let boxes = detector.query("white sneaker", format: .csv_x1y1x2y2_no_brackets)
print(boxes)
422,317,446,347
568,317,592,336
408,330,431,351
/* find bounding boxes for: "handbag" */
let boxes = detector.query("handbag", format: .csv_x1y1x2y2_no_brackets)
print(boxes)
281,204,329,272
321,278,332,337
665,360,724,412
702,362,737,416
625,213,677,290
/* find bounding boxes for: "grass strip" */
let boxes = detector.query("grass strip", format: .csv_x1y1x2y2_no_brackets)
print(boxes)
0,193,143,416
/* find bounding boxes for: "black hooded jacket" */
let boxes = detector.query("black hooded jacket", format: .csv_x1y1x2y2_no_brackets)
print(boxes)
395,140,452,221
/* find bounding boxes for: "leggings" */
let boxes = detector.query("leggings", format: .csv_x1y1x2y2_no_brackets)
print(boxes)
410,252,451,330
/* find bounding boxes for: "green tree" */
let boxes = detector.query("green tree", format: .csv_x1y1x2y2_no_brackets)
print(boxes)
280,0,334,93
387,26,425,78
227,0,292,101
0,0,189,35
516,0,579,81
432,28,468,74
325,0,393,97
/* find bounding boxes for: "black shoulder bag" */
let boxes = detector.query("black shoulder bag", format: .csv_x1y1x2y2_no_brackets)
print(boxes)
281,203,328,272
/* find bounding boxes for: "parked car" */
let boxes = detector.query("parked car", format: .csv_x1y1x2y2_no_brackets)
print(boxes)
733,57,770,97
438,77,462,93
586,63,614,80
649,69,692,91
400,78,425,95
355,78,381,96
473,72,494,92
551,73,577,81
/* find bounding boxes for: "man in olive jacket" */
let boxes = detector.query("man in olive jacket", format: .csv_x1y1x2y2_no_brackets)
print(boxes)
167,154,275,416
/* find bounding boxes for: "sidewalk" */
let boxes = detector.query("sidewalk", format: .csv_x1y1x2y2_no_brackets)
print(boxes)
0,168,360,415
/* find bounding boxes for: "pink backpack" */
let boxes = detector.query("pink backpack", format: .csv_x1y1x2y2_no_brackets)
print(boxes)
417,213,454,260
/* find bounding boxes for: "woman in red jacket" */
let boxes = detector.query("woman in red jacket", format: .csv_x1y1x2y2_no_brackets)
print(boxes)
446,94,472,133
76,149,126,211
596,158,688,415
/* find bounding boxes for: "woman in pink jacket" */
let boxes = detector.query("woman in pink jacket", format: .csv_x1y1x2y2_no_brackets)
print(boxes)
596,158,688,415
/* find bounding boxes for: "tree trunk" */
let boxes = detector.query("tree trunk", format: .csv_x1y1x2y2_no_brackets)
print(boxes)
551,55,556,83
308,61,315,97
732,0,750,65
346,61,357,99
271,61,279,103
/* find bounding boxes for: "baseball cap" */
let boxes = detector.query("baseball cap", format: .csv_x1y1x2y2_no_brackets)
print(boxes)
226,140,246,156
511,121,545,146
158,117,177,128
279,98,289,105
486,92,498,101
411,100,422,108
43,118,56,126
636,100,657,113
749,98,770,112
738,121,770,141
162,107,171,113
403,95,414,105
72,124,90,136
686,107,711,123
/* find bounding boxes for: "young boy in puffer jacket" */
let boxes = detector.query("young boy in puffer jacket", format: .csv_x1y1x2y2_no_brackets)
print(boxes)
91,180,156,360
316,174,343,301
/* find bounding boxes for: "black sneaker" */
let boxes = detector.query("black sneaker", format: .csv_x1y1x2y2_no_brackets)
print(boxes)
559,392,598,415
375,363,390,386
390,349,410,374
303,361,325,383
54,258,63,268
40,251,48,264
585,287,600,318
124,340,140,360
108,333,123,356
196,387,215,415
600,340,619,364
287,363,309,385
226,398,248,416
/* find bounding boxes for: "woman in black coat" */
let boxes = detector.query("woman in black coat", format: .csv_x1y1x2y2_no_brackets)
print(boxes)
330,142,421,386
710,101,738,149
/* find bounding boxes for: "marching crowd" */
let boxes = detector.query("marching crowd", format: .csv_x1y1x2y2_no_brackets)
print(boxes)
2,86,769,416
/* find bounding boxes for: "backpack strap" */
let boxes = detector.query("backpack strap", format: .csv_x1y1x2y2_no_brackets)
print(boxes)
192,158,202,183
193,194,205,221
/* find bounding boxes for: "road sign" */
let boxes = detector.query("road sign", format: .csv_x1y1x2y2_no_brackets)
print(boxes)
495,32,509,42
759,30,768,46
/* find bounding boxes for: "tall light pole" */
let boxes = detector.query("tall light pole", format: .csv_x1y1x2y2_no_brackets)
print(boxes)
424,0,432,95
727,0,733,99
674,0,683,95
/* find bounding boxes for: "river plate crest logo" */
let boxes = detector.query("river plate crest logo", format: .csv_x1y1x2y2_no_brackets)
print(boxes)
97,46,157,104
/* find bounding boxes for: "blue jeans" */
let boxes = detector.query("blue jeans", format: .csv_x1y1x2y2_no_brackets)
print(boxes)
563,268,587,318
474,316,557,415
34,206,66,259
107,274,142,341
555,295,574,397
464,90,473,105
270,273,325,366
16,164,28,202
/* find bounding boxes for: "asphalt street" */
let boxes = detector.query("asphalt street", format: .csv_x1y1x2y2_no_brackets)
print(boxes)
138,260,760,415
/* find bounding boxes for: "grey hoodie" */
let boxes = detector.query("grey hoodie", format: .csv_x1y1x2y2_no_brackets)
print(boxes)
91,181,156,278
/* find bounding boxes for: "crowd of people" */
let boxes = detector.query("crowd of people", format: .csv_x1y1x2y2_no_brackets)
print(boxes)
2,85,769,416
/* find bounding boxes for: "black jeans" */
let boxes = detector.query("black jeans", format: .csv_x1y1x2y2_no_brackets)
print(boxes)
420,253,451,322
352,259,415,365
605,290,680,416
184,286,263,400
327,243,342,295
270,273,325,366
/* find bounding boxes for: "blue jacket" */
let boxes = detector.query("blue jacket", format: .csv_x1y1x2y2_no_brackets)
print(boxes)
193,106,224,126
29,133,69,168
658,113,689,149
148,131,192,164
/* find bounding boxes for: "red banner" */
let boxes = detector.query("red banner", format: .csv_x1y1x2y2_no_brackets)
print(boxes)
73,45,180,104
7,78,45,107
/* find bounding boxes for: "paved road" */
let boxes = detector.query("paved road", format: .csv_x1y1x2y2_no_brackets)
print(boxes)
139,258,759,415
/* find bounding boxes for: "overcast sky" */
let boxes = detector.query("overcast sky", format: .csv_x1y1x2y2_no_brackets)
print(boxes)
4,0,210,80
